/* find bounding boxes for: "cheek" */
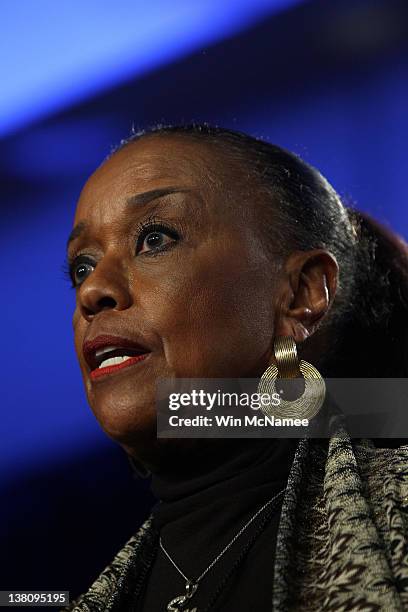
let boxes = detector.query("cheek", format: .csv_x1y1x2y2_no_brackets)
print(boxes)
151,259,275,377
72,307,88,376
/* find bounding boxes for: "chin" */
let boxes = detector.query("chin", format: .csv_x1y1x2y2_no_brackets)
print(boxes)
89,394,157,445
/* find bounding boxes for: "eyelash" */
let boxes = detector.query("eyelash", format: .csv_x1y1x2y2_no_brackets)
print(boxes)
61,215,181,289
135,215,180,254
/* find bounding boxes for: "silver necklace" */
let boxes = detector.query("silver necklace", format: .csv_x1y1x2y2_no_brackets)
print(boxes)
160,487,286,612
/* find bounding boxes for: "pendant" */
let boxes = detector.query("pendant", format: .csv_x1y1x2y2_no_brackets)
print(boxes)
166,581,198,611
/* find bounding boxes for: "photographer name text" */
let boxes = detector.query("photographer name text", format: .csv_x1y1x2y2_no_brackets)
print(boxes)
167,414,309,427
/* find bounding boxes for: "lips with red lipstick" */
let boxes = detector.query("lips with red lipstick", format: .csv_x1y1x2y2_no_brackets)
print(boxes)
83,334,150,380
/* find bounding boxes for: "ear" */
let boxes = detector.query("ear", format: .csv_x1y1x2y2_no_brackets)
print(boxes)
274,249,338,343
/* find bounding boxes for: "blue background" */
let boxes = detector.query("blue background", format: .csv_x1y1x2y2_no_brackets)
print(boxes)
1,0,407,597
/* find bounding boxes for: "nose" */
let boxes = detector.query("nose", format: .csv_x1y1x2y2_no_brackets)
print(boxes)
78,257,132,320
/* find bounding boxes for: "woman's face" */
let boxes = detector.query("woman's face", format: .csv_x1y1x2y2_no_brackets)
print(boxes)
69,136,280,460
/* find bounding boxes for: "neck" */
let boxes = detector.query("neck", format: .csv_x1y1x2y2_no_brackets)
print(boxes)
150,438,297,503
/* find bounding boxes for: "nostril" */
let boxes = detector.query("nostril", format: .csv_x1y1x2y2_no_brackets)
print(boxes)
97,296,117,310
81,304,96,318
82,296,117,318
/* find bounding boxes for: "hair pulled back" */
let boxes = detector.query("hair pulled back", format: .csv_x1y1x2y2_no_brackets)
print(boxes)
115,124,408,377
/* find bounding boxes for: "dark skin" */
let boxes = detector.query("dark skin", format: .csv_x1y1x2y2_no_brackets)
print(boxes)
68,135,338,472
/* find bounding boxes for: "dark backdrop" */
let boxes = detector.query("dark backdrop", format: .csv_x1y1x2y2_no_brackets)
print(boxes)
1,0,407,600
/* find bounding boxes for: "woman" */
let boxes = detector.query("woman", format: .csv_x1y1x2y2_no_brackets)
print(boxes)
62,125,408,611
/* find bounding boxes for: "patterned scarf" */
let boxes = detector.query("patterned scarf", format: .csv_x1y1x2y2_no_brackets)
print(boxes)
62,433,408,611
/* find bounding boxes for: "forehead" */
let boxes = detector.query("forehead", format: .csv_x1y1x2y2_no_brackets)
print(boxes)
75,136,232,220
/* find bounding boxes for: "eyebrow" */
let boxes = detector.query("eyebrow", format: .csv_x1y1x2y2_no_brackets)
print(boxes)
126,186,190,206
66,220,87,250
66,187,190,250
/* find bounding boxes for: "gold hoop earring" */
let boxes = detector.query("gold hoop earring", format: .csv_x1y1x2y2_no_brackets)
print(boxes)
257,335,325,421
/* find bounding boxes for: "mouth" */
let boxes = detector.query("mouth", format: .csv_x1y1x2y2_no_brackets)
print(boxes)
90,352,150,380
83,334,151,381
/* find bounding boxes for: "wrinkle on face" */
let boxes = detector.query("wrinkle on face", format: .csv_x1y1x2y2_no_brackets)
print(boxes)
70,135,279,461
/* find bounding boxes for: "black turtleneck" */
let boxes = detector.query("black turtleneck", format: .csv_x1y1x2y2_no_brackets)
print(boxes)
134,438,298,612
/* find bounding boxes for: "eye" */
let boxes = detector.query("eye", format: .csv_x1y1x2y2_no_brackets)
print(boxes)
69,256,95,288
136,221,180,255
138,230,172,253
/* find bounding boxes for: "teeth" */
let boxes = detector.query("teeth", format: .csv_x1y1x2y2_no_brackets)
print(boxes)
95,346,123,358
98,355,133,369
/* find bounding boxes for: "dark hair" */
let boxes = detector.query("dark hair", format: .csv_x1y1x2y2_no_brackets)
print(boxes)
114,124,408,377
